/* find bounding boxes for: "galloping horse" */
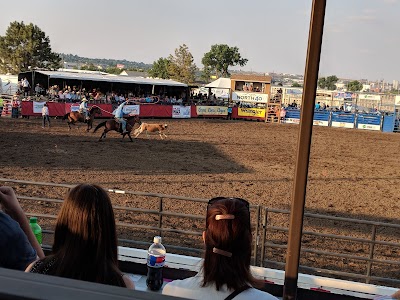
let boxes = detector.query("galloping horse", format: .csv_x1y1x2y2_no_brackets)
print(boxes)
63,106,102,132
93,115,141,142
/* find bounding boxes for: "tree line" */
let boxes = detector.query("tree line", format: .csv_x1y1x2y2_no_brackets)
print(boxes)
0,21,248,85
0,21,369,91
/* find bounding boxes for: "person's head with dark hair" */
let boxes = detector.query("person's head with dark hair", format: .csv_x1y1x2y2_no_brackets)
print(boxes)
202,197,256,291
28,184,132,288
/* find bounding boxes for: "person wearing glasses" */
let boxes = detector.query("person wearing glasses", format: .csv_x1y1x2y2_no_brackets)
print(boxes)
163,197,277,299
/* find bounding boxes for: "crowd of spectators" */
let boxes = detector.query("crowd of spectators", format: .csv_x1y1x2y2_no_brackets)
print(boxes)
0,184,278,299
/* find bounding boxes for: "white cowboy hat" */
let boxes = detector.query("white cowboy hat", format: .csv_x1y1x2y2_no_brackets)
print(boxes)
81,97,88,102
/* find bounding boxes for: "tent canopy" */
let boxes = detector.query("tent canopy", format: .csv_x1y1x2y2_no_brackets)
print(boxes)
204,78,231,89
28,70,187,87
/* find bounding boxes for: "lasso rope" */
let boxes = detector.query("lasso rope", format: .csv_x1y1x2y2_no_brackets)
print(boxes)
90,105,114,115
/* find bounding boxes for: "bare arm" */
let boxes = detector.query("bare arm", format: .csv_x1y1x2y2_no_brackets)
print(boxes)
0,186,45,259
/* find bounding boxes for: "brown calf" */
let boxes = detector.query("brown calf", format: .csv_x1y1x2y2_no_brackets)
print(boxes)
133,123,168,139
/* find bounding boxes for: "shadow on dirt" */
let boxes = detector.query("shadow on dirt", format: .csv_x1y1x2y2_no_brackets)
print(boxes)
0,130,248,175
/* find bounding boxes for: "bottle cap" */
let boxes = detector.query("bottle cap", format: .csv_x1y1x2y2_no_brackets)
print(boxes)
153,236,162,244
30,217,37,223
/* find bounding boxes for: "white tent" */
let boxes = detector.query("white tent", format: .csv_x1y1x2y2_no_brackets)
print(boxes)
204,78,231,89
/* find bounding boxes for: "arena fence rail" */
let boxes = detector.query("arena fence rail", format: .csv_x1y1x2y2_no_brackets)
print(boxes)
0,177,399,288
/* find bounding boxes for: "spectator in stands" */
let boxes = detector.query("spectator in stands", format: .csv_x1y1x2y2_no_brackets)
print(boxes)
315,102,321,110
163,197,277,300
0,186,45,270
26,184,134,289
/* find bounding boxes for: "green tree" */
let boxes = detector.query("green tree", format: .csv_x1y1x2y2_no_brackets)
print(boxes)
347,80,363,92
0,21,61,74
201,44,248,77
318,75,338,90
167,44,197,84
292,82,302,87
80,63,98,71
148,57,170,79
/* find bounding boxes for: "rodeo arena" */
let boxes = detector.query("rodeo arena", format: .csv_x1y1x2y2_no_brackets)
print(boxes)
1,7,400,300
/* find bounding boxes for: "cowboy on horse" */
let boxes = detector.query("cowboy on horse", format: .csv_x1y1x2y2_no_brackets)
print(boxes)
79,97,90,121
114,100,129,134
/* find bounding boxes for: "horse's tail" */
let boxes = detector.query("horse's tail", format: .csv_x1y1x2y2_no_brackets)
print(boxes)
93,121,106,133
62,113,69,120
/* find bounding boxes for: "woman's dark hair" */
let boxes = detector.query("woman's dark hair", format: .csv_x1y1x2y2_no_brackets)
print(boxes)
202,197,260,291
36,184,125,287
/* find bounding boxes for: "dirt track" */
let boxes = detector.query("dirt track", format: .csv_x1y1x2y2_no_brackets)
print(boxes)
1,116,400,283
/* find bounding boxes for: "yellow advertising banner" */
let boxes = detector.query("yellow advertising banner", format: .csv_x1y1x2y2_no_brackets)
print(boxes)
238,108,266,118
196,106,227,115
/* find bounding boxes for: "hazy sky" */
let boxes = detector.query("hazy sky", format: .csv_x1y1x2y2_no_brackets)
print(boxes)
0,0,399,82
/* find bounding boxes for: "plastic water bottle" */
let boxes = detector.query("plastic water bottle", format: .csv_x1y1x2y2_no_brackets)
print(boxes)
29,217,42,245
146,236,166,291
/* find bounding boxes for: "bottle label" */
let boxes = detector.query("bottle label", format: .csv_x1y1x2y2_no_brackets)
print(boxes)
147,254,165,268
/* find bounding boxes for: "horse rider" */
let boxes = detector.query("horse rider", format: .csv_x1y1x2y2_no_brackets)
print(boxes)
114,100,129,134
79,97,90,120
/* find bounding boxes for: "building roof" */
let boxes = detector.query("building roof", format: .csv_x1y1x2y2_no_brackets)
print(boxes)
204,78,231,89
34,70,187,87
231,74,272,83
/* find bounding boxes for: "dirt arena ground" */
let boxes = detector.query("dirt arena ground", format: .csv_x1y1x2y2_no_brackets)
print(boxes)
1,116,399,283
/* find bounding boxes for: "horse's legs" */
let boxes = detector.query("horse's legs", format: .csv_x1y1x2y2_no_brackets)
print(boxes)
98,129,108,142
127,132,133,142
159,131,164,140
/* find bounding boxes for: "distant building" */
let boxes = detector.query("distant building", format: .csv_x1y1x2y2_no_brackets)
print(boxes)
393,80,399,90
117,64,125,69
120,70,148,77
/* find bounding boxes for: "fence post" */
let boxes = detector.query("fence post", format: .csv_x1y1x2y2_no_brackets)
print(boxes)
158,197,163,238
260,207,269,267
366,224,377,284
253,205,261,266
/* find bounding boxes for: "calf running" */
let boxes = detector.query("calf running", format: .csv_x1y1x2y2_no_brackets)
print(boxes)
133,123,168,139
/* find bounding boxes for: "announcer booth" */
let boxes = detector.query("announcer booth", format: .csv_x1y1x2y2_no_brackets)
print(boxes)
230,74,272,121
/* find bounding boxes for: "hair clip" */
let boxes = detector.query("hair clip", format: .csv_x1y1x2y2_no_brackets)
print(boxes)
215,214,235,221
213,247,232,257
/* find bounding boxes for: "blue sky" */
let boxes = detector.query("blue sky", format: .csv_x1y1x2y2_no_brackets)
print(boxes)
0,0,399,82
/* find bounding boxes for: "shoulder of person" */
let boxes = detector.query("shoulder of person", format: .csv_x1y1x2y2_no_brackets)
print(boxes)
162,275,202,294
239,288,279,300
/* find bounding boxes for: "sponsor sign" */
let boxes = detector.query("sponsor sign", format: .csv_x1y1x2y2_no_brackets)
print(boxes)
331,121,355,129
70,104,80,112
395,95,400,105
238,108,265,118
172,105,191,118
196,106,227,115
359,94,381,101
313,120,329,126
357,123,381,131
33,101,46,113
123,105,140,115
232,92,268,103
284,118,300,124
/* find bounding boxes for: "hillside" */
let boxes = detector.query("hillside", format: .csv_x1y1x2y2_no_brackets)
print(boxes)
59,53,152,70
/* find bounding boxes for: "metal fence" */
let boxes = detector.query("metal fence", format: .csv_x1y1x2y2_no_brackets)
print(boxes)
1,177,399,287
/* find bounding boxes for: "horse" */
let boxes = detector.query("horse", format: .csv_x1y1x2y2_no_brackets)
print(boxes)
93,115,141,142
63,106,102,132
133,123,168,139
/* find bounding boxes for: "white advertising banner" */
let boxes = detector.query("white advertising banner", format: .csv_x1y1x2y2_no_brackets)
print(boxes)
284,118,300,124
232,92,268,103
395,95,400,105
70,104,80,112
331,121,355,129
357,124,381,131
313,120,329,126
33,101,45,113
358,94,381,101
123,105,140,115
172,105,191,118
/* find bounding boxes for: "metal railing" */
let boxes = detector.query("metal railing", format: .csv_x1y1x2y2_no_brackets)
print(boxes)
1,177,399,287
